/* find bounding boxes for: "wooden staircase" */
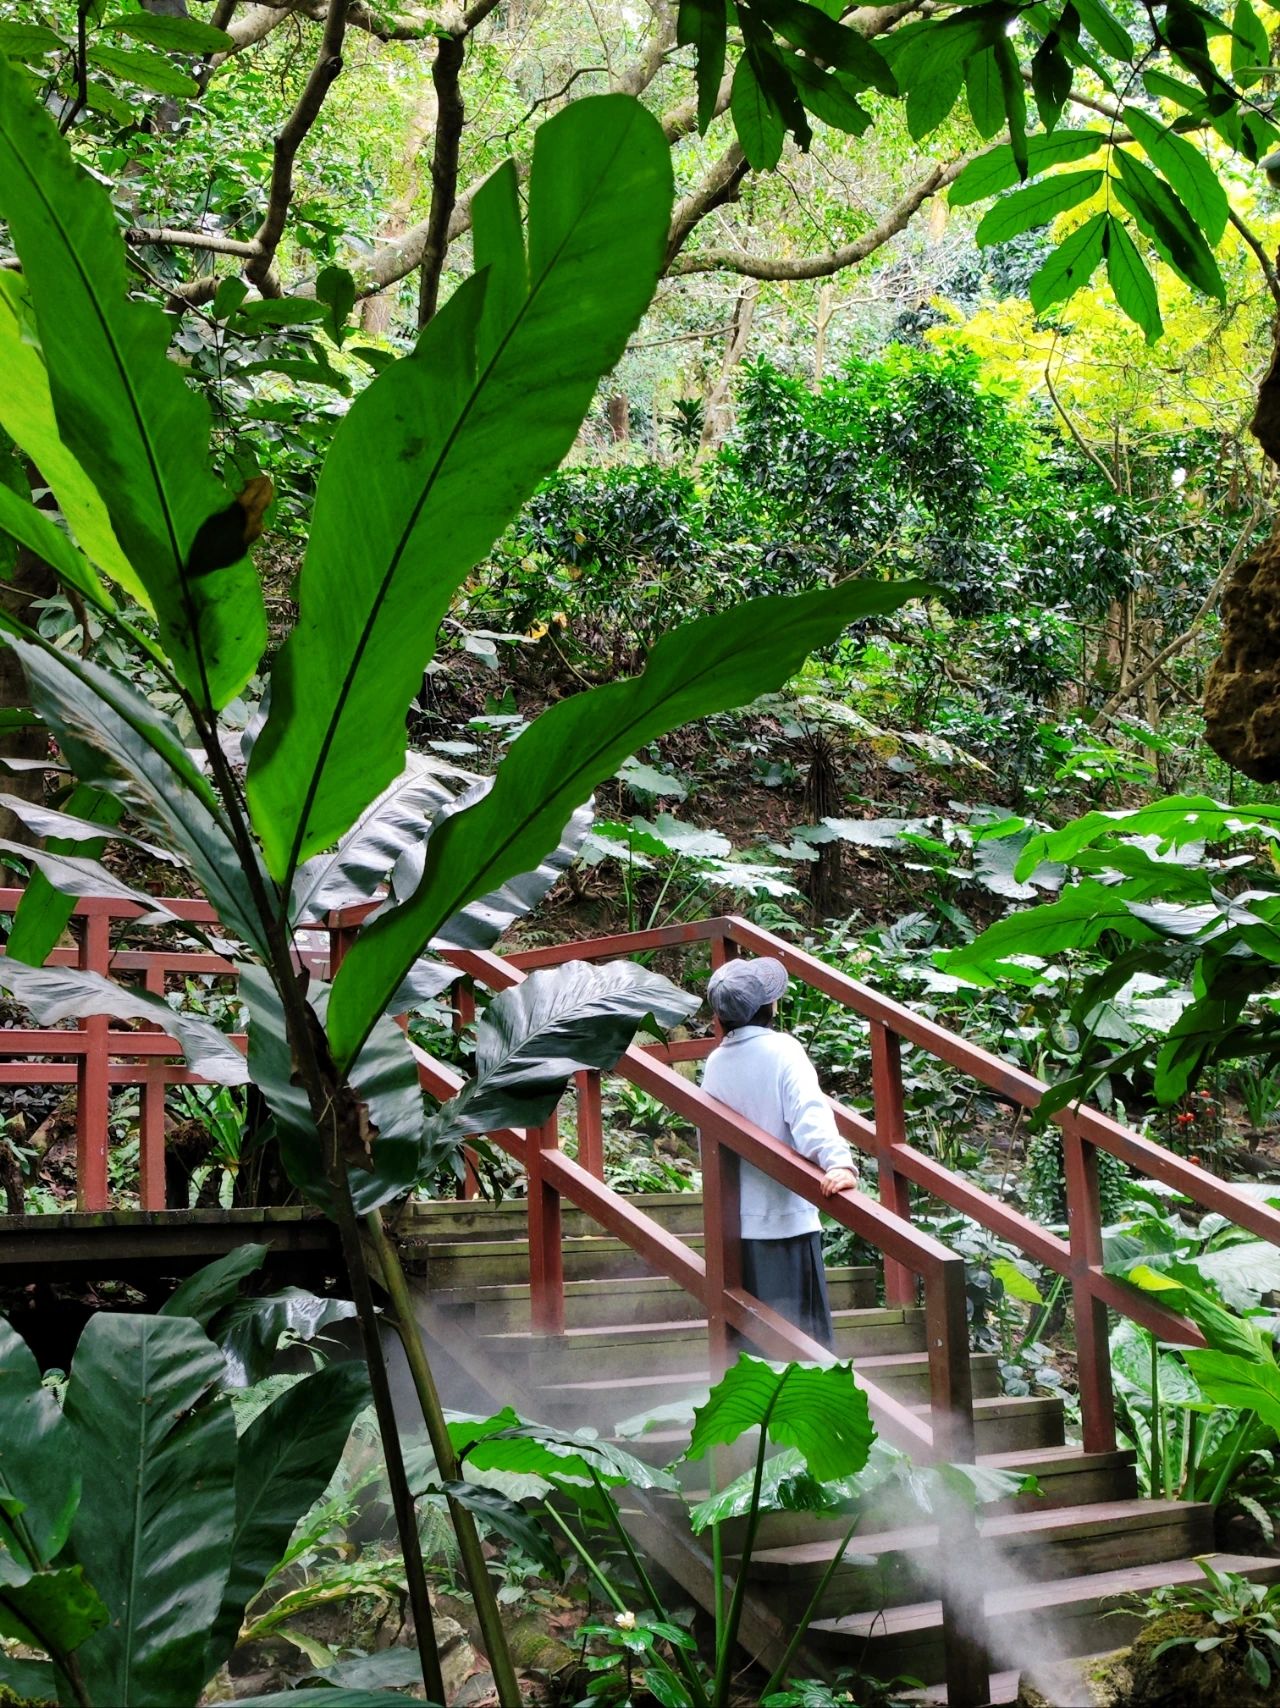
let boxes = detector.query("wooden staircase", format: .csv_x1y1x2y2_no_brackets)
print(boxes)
399,1194,1280,1705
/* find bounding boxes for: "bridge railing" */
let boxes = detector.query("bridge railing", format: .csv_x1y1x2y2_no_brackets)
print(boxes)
6,894,1280,1469
467,914,1280,1463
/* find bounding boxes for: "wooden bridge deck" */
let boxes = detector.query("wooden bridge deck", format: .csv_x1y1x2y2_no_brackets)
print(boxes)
0,1205,339,1281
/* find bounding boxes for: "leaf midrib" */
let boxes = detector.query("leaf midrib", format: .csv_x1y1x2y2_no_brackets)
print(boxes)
280,108,645,887
5,107,218,710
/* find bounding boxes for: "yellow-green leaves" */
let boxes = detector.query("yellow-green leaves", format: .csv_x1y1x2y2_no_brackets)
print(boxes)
0,55,266,710
247,95,674,882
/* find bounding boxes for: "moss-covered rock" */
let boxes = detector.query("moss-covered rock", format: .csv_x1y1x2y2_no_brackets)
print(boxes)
1114,1610,1275,1708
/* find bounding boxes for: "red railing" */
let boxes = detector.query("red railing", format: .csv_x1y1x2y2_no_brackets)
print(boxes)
12,898,1280,1708
442,915,1280,1467
6,895,1280,1469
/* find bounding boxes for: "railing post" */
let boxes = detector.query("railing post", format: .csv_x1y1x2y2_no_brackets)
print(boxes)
708,928,737,1044
1063,1114,1116,1453
869,1021,916,1307
76,911,111,1213
576,1070,604,1179
527,1105,565,1336
139,963,168,1210
700,1124,741,1379
451,980,480,1199
925,1251,989,1708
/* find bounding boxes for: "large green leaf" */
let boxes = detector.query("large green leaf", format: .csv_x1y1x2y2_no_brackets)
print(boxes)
327,575,929,1066
205,1362,370,1674
103,12,233,53
0,483,112,615
290,753,471,925
420,959,697,1156
214,1289,357,1387
64,1315,237,1708
975,169,1104,246
1016,795,1280,877
5,786,124,968
1232,0,1270,85
944,879,1163,983
1111,149,1225,303
2,633,272,955
949,130,1107,207
684,1356,874,1485
0,841,181,919
426,1480,560,1578
0,55,265,708
1104,213,1162,343
159,1245,269,1328
0,275,143,604
247,95,673,879
450,1409,679,1494
0,960,250,1086
0,1653,55,1702
1183,1348,1280,1434
1029,209,1108,311
1123,106,1229,243
0,1560,108,1656
0,1320,78,1568
0,792,172,863
242,967,424,1215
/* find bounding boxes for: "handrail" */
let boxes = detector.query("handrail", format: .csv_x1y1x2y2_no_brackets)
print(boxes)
488,912,1280,1458
5,891,1277,1459
445,945,973,1462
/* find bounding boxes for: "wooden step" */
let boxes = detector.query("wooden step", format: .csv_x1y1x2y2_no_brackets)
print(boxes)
401,1191,707,1244
683,1447,1141,1552
431,1266,877,1327
493,1305,928,1384
745,1499,1215,1619
809,1552,1280,1684
413,1231,711,1288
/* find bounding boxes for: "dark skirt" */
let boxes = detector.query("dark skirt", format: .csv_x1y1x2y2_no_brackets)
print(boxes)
738,1230,835,1353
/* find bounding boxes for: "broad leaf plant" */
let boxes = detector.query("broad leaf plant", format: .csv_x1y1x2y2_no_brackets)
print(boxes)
0,61,927,1707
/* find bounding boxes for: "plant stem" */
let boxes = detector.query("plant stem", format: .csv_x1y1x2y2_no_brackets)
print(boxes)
1149,1335,1163,1501
364,1209,523,1707
542,1497,627,1608
268,964,446,1704
713,1417,773,1707
761,1512,862,1697
589,1470,710,1708
1208,1411,1257,1509
1018,1271,1064,1353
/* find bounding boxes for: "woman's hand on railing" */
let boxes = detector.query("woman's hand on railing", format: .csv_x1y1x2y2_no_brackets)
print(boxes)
820,1166,859,1197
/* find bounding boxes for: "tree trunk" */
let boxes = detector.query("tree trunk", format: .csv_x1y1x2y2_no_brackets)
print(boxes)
698,280,758,458
606,393,630,443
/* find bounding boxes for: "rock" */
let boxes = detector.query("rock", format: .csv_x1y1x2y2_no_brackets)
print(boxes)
1015,1652,1124,1706
1204,535,1280,782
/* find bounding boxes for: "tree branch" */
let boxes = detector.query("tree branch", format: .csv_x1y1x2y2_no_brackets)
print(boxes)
667,154,972,279
127,226,259,256
245,0,352,290
665,143,748,267
222,0,430,55
417,29,467,327
1228,206,1280,309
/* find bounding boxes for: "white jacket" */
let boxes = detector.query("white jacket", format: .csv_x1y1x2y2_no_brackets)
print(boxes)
700,1025,856,1240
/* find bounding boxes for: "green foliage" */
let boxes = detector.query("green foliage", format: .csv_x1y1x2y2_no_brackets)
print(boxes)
0,1280,368,1708
941,795,1280,1114
247,94,674,878
0,56,265,710
1135,1558,1280,1693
